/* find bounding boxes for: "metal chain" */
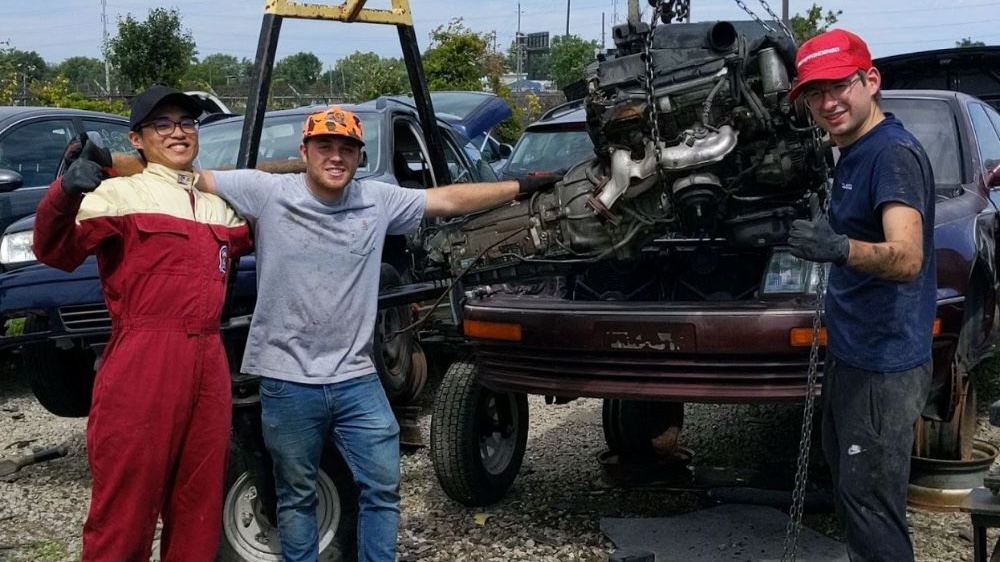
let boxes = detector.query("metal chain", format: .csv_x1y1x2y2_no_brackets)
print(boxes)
642,0,666,177
755,0,795,39
732,0,794,40
781,191,831,562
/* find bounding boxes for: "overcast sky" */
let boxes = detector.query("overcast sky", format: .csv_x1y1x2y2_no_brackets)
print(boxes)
4,0,998,69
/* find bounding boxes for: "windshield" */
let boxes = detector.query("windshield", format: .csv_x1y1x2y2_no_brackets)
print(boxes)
881,98,962,187
505,129,593,176
197,112,381,177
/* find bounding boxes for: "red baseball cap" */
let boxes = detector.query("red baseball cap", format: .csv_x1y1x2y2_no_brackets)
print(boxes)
789,29,873,101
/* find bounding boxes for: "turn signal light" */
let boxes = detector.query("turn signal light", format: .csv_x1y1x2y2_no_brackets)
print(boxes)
463,319,522,341
790,317,942,347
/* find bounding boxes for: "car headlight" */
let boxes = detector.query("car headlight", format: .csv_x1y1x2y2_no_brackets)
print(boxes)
761,249,827,295
0,230,36,266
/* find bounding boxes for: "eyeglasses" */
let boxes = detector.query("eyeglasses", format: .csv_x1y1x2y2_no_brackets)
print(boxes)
141,117,199,136
802,76,863,108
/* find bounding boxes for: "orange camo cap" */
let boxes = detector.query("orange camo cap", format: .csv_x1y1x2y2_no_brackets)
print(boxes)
302,106,365,146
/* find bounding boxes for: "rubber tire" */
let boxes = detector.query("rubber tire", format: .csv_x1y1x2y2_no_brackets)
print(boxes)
602,399,685,458
430,358,528,507
21,316,96,418
217,443,358,562
915,273,986,461
372,263,415,404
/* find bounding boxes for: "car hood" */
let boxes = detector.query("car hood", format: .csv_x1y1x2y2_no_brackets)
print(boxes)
876,47,1000,109
4,212,32,236
383,92,513,140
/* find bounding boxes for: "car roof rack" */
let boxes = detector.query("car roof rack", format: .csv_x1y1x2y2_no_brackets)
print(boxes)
539,98,586,121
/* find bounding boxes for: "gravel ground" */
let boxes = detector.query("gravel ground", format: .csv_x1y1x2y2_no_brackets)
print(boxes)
2,352,1000,562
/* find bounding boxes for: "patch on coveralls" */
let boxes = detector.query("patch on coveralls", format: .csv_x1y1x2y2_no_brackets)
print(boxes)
218,245,229,273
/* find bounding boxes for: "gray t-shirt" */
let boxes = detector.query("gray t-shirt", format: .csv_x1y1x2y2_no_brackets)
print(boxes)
214,170,426,384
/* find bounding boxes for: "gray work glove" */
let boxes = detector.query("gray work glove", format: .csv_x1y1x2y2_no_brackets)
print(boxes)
787,217,850,266
61,137,113,197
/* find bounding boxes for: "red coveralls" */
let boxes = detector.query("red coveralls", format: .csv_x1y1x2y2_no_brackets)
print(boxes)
33,163,252,561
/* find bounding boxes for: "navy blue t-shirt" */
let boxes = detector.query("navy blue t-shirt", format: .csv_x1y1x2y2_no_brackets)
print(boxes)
826,114,936,372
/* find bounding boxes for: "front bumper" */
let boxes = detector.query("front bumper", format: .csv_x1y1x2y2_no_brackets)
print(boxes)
463,294,962,404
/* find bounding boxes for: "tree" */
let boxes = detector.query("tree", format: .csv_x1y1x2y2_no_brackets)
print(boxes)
185,54,252,92
105,7,197,91
0,49,50,83
331,51,408,103
30,76,127,114
790,3,842,43
423,19,488,91
548,35,598,90
54,57,108,94
956,37,986,48
274,52,323,92
0,46,18,105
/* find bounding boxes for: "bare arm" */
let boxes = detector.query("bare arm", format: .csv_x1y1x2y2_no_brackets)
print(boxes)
844,203,924,282
424,180,521,218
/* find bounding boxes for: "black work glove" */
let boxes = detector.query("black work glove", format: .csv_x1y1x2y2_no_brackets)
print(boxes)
787,217,850,266
61,136,114,197
516,170,564,196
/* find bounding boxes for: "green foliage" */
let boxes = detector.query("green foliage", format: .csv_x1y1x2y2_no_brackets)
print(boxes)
332,51,408,103
0,49,50,82
423,19,488,91
0,46,18,105
31,76,127,114
274,52,324,91
549,35,599,90
105,7,197,91
54,56,108,94
184,53,252,92
790,3,842,43
956,37,987,48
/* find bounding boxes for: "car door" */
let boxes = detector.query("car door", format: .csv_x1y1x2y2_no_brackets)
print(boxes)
0,117,77,235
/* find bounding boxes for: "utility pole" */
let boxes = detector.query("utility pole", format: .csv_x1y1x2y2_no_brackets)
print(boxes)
601,12,605,49
101,0,111,94
782,0,789,26
565,0,571,36
516,3,523,80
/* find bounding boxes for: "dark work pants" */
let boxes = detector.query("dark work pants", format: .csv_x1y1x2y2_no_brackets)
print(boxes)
821,356,932,562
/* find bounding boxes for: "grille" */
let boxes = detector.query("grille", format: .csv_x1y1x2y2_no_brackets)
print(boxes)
58,304,111,332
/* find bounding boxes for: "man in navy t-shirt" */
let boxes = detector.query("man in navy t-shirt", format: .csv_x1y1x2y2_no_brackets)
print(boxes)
787,29,935,562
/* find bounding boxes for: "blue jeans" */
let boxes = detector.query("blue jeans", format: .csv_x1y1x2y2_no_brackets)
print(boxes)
259,373,401,562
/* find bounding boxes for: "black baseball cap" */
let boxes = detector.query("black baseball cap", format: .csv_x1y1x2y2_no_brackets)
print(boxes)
129,85,202,131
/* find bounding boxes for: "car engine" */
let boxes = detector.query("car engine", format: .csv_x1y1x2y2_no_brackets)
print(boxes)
424,19,830,286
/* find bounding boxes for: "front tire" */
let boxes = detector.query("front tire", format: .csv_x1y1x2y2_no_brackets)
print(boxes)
430,358,528,507
218,445,358,562
22,317,96,417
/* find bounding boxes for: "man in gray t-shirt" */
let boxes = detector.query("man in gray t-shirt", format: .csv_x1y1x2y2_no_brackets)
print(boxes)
198,106,558,562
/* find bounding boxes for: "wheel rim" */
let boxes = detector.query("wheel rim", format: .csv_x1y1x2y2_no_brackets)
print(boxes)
478,392,521,475
222,470,341,560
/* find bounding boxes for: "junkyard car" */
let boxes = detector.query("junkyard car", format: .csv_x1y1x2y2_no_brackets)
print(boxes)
497,99,593,180
425,21,1000,507
0,107,135,271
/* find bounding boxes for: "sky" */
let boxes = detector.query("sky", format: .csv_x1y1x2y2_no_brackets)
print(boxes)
4,0,999,70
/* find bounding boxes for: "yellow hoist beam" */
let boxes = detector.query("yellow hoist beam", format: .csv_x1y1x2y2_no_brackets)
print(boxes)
264,0,412,26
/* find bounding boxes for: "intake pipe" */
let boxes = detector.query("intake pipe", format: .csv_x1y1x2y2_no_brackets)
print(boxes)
708,21,738,52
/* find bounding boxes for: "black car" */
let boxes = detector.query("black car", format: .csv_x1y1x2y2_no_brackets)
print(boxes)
0,107,134,271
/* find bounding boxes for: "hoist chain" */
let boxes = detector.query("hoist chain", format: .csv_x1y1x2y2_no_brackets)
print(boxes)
781,190,831,562
733,0,794,40
642,0,667,186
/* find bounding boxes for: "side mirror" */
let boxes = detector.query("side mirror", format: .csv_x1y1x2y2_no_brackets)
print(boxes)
0,169,24,193
498,143,513,159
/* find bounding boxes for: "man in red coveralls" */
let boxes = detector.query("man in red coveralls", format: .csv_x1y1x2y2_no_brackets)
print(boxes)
32,85,252,561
